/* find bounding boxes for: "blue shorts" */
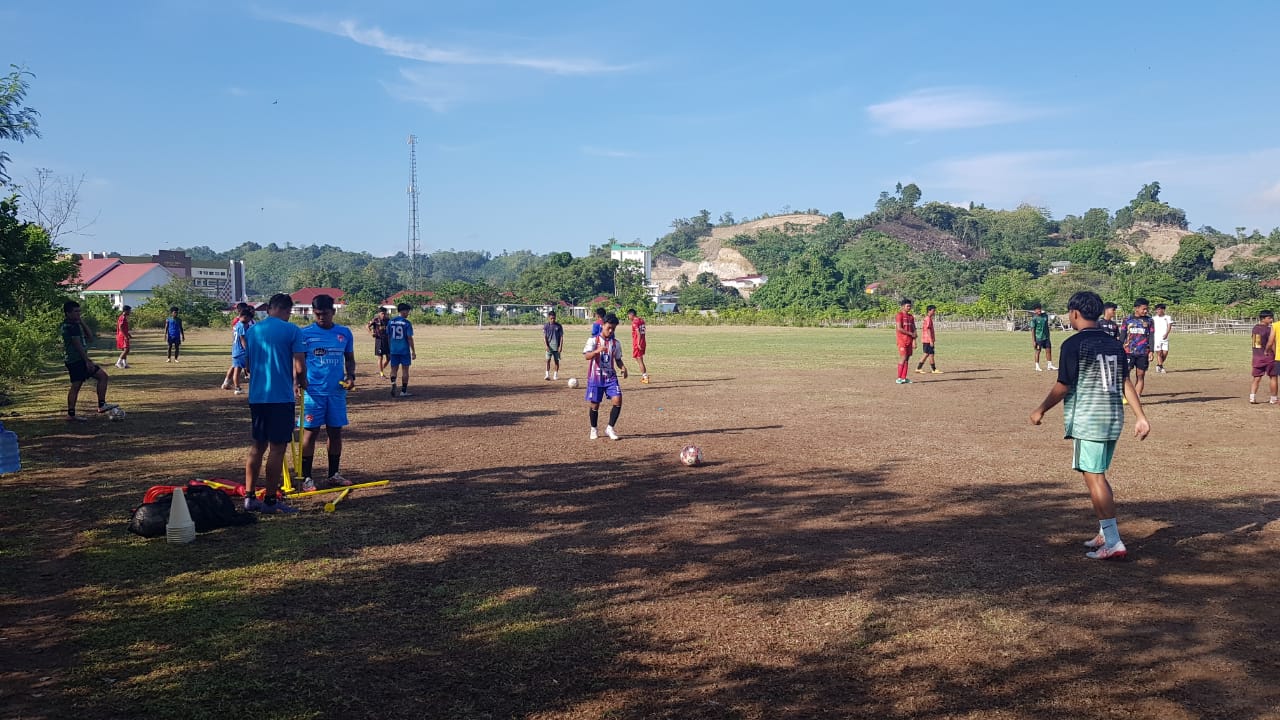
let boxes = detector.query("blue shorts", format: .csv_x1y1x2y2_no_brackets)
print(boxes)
1072,439,1117,474
585,379,621,404
250,402,295,445
302,392,348,429
232,355,247,369
390,353,412,367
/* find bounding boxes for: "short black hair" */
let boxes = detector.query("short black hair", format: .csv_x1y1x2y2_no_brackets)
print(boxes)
926,305,936,312
604,312,620,325
239,306,256,319
1103,302,1118,310
63,300,80,314
396,302,412,312
595,307,607,319
547,311,556,318
1154,303,1167,310
626,308,637,316
236,302,251,312
1067,291,1103,321
313,294,335,312
900,298,912,306
1261,310,1275,320
1134,297,1149,307
378,307,389,314
171,306,181,313
1032,302,1043,310
122,305,132,312
268,293,294,311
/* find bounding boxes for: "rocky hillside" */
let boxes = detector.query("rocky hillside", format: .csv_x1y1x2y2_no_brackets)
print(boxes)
1117,221,1192,261
863,215,983,261
651,214,825,292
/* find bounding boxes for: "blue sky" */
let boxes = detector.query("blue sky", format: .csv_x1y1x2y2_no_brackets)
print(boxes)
7,1,1280,258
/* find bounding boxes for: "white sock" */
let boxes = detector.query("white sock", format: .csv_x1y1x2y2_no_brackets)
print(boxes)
1099,518,1121,547
1250,393,1257,402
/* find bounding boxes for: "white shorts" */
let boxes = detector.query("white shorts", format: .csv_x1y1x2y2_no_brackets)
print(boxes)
1153,340,1169,352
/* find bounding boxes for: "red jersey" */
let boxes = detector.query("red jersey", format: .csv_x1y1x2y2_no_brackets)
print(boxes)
921,314,935,344
630,316,646,355
895,311,915,346
116,313,130,337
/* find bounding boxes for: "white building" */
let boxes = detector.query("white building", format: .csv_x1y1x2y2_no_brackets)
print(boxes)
80,263,176,310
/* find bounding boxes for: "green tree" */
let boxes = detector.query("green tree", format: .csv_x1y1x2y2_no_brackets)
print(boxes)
0,195,77,317
1081,208,1111,239
980,269,1034,312
1168,233,1215,281
142,277,225,326
1066,238,1122,271
0,66,41,185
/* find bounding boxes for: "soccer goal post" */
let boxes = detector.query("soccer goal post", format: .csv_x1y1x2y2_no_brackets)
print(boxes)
477,304,556,329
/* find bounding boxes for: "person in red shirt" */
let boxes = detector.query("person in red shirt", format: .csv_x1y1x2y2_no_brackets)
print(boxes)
626,309,649,383
895,299,917,384
115,305,133,369
915,305,941,374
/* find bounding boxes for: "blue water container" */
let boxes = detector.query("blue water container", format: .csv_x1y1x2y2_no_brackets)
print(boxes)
0,421,20,475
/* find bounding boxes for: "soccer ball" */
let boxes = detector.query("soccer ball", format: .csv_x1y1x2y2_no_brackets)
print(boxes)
680,445,703,467
567,378,579,388
108,407,126,422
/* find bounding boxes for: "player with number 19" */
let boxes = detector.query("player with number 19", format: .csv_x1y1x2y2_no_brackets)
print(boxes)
387,302,417,397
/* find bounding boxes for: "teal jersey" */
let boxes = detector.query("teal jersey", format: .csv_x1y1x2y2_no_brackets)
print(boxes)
301,323,354,396
1031,314,1050,341
1058,328,1128,441
387,316,413,355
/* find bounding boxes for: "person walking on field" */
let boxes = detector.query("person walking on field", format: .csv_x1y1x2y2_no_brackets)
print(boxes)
1031,303,1056,372
165,306,186,362
1152,303,1173,373
1031,291,1150,561
1249,310,1277,405
367,307,391,378
627,308,649,383
60,300,120,421
115,305,133,369
1119,298,1155,399
583,313,628,440
243,293,307,515
894,299,916,384
916,305,941,374
543,310,563,381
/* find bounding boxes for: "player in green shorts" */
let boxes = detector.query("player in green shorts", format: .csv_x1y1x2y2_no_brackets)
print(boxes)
1030,291,1150,561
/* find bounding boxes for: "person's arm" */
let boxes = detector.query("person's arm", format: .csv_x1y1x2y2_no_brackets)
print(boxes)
180,320,185,342
344,351,356,387
1029,382,1070,425
614,342,628,379
407,336,416,359
1123,379,1151,439
293,352,307,393
80,319,94,344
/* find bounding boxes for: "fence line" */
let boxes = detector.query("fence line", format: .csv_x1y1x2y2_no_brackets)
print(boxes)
845,315,1255,334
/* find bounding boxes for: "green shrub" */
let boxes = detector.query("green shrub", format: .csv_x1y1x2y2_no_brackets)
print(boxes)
0,308,60,385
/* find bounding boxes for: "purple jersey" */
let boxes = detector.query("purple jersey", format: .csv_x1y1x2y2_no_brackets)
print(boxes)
583,335,620,383
1253,323,1274,363
1120,315,1154,356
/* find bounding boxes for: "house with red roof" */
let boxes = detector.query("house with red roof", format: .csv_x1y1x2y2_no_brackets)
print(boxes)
288,287,345,317
80,263,176,310
71,257,124,289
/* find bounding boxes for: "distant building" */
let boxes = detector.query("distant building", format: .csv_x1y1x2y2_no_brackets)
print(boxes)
1049,261,1072,275
80,263,176,309
113,250,247,303
721,274,768,296
865,282,884,295
290,287,346,317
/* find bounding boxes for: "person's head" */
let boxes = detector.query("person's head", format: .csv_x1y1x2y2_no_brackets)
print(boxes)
601,312,619,337
595,307,607,322
900,298,912,312
378,307,389,317
626,308,637,318
122,305,132,315
236,302,251,314
1261,310,1275,325
1154,303,1167,316
1133,297,1149,316
396,302,411,316
547,311,557,322
239,306,256,323
267,293,294,320
1032,303,1043,315
63,299,81,321
169,306,180,316
1103,302,1117,319
312,294,336,329
1066,291,1103,329
926,305,936,316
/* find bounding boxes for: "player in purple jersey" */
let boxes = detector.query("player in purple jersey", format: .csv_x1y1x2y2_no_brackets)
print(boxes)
1249,310,1278,405
1119,297,1155,398
582,313,628,440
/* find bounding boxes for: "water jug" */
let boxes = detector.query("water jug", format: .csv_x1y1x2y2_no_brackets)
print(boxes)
0,421,19,475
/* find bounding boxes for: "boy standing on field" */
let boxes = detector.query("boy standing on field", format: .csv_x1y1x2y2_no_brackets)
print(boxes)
627,308,649,383
1152,303,1173,373
1031,304,1056,372
544,311,563,381
915,305,940,374
298,294,356,491
115,305,133,368
583,313,628,440
223,305,253,393
1249,310,1277,405
591,307,607,337
367,307,391,378
1098,302,1120,340
387,302,417,397
60,300,120,421
1031,291,1150,561
243,293,306,514
165,307,186,362
1119,297,1155,398
894,299,916,384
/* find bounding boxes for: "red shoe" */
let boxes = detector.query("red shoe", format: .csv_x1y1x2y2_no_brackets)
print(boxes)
1086,541,1127,560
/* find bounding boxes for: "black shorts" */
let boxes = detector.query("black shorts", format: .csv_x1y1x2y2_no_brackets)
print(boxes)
250,402,296,445
1127,353,1149,373
373,337,391,356
1035,338,1052,350
65,360,96,383
922,342,935,355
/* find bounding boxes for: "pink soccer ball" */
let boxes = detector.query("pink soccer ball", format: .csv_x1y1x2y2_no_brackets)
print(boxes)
680,445,703,467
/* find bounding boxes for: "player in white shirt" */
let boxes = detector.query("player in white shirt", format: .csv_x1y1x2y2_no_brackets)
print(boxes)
1152,304,1173,373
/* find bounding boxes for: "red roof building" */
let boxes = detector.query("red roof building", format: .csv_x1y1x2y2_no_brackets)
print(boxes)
73,257,124,287
288,287,345,316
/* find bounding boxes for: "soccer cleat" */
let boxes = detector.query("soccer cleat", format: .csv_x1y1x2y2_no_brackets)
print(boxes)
97,403,120,414
1083,533,1106,549
589,427,599,440
244,497,265,512
901,378,913,384
931,369,943,374
300,478,317,493
260,499,300,515
390,384,398,398
640,375,649,383
915,368,926,374
545,373,551,380
894,378,905,384
65,414,88,422
166,358,172,363
1047,363,1058,370
234,388,243,395
328,473,352,487
222,381,232,390
399,390,412,397
172,359,178,363
1271,397,1278,405
1086,540,1127,560
1250,394,1258,404
1035,364,1043,372
605,425,620,441
552,373,558,380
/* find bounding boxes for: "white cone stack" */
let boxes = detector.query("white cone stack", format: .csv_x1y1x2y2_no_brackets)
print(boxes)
166,487,196,544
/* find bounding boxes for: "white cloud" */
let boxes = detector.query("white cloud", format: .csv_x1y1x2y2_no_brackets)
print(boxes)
581,146,637,159
867,88,1046,132
226,86,249,97
270,12,629,75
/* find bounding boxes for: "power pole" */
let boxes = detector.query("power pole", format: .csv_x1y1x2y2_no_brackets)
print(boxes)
407,133,421,287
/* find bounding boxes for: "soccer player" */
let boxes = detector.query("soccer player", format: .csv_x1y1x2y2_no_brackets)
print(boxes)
583,312,628,440
915,305,940,374
1249,310,1277,405
544,310,564,381
298,294,356,491
114,305,133,368
1030,291,1150,561
222,305,253,394
367,307,391,378
1098,302,1120,340
165,306,186,363
59,300,120,421
590,307,606,337
243,293,306,514
387,302,417,397
894,299,916,384
1031,303,1057,372
1152,303,1173,373
1119,297,1155,398
627,308,649,383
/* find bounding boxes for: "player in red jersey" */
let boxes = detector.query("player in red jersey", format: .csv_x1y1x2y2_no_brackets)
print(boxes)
626,309,649,383
895,299,917,384
915,305,941,374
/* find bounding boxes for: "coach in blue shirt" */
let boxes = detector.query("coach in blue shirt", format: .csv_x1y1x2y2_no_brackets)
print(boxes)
244,293,307,514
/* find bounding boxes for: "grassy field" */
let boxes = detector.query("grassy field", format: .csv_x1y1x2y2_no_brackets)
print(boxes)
1,324,1277,719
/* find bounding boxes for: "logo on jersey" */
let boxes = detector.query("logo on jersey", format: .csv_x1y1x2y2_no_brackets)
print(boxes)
313,348,328,357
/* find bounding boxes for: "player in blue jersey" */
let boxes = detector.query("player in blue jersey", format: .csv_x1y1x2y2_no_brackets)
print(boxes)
387,302,417,398
590,306,606,338
243,293,307,514
583,312,628,440
222,305,254,394
165,307,186,362
298,295,356,491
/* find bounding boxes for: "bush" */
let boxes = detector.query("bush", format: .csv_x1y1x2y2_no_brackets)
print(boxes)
0,308,60,386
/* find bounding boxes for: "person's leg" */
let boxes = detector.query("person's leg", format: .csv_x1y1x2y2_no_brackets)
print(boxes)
1045,344,1055,367
300,427,319,480
1251,373,1263,401
1134,367,1146,397
233,366,244,391
400,366,410,394
173,342,181,361
588,401,600,438
1271,373,1278,401
606,395,622,438
389,361,399,394
637,354,647,376
546,353,552,379
67,380,84,417
245,440,267,503
553,353,560,380
1082,471,1116,520
263,441,288,500
94,367,110,409
326,426,344,480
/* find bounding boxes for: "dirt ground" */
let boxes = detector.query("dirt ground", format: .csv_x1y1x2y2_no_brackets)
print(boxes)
1,324,1278,719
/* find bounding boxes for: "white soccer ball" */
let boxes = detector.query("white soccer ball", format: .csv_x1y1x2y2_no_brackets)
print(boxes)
680,445,703,467
567,378,579,388
108,407,126,422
